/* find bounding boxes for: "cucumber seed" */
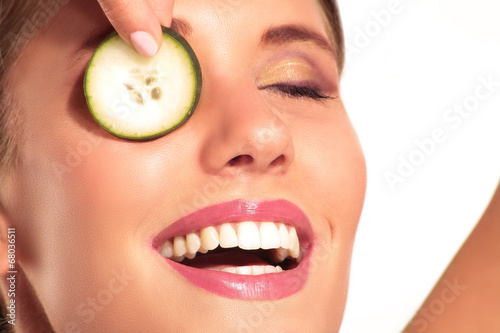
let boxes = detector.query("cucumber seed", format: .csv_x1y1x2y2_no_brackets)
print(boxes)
130,91,144,105
124,83,134,90
145,76,158,86
151,87,162,100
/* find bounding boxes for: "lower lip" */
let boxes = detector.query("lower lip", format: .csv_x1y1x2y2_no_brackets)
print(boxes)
162,252,311,300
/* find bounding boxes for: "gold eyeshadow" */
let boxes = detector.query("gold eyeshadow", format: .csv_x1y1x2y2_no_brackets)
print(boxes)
258,57,317,86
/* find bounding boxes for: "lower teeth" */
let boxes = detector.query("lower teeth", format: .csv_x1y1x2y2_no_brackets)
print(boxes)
209,265,283,275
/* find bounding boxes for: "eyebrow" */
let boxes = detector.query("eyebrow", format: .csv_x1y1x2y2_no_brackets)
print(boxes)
81,27,115,52
260,24,335,56
171,18,193,37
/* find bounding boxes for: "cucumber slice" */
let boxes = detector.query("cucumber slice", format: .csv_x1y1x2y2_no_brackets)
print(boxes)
84,27,202,141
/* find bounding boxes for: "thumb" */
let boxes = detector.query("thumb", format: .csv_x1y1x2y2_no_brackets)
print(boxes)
97,0,165,57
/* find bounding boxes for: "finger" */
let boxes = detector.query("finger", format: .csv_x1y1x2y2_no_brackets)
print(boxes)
97,0,163,57
148,0,175,28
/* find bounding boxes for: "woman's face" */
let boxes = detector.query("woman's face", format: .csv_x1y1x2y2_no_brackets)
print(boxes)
2,0,365,331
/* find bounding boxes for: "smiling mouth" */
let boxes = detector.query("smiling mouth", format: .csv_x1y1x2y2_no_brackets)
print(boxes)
158,221,301,274
152,199,314,299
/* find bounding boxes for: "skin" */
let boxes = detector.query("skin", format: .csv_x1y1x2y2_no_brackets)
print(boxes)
0,0,366,332
405,182,500,333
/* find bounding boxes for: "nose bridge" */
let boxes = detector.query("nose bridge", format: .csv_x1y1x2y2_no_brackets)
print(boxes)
198,74,295,175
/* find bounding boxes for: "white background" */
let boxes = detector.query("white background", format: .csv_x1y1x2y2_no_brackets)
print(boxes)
337,0,500,332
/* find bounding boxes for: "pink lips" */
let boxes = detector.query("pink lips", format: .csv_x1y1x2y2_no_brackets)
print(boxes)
152,199,314,299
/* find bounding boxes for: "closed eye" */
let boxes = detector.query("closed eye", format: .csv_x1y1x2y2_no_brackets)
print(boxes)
262,84,336,100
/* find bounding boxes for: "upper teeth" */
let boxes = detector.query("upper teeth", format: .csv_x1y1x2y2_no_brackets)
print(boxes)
159,221,300,262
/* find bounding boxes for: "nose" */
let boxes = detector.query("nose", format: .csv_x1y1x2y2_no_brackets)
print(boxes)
198,78,295,176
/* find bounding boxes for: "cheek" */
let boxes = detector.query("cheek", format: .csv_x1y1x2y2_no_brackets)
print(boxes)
290,112,366,328
294,110,366,237
9,125,202,331
299,110,366,205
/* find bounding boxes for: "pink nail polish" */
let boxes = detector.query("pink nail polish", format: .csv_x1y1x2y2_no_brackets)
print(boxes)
130,31,158,57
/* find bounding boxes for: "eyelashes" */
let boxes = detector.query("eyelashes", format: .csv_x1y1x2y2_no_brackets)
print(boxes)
262,83,336,101
256,57,337,102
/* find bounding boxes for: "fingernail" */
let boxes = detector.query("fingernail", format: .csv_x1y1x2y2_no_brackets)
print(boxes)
130,31,158,57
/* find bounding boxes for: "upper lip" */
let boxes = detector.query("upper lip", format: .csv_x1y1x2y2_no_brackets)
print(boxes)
151,199,314,251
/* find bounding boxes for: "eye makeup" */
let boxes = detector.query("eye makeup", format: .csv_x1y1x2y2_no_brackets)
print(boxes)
258,58,316,87
257,56,336,101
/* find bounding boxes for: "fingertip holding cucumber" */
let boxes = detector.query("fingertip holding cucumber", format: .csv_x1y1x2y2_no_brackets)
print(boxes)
84,27,202,141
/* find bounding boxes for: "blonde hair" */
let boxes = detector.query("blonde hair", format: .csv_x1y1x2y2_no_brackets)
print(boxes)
0,0,345,183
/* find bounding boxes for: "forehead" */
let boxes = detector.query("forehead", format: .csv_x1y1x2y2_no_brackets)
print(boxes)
35,0,333,64
45,0,330,41
11,0,334,66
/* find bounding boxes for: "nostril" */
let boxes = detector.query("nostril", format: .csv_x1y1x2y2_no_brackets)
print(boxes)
270,155,285,166
228,155,253,166
228,156,239,165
